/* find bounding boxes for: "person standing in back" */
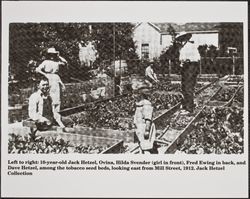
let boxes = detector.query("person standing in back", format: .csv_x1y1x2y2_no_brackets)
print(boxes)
36,47,67,113
178,33,200,114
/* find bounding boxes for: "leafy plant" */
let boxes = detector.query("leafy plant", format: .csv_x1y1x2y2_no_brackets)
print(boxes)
177,106,243,154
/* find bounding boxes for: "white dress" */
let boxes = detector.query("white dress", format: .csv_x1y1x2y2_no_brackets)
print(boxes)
36,60,62,105
134,99,156,151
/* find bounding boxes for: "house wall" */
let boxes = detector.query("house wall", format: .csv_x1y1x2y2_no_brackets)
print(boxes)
191,32,219,48
179,32,219,59
161,32,219,57
133,22,219,59
161,34,173,51
133,23,161,60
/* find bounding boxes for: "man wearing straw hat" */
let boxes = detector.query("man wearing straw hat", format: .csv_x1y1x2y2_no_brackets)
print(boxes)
177,32,200,114
133,85,157,154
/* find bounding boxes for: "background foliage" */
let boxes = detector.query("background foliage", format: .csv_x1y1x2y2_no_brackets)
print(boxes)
9,23,138,84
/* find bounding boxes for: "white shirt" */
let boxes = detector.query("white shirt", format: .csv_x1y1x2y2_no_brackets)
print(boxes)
179,42,200,62
36,60,60,74
145,66,158,81
36,57,67,74
28,90,61,122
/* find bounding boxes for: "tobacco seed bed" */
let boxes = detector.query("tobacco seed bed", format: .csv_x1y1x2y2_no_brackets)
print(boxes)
8,76,244,154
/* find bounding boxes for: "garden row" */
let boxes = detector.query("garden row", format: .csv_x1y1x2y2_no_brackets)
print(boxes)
176,106,243,154
162,83,244,154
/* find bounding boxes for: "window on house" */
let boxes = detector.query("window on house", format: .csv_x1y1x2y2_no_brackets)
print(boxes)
141,43,149,59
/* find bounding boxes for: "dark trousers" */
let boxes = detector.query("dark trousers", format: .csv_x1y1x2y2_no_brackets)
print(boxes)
181,62,199,113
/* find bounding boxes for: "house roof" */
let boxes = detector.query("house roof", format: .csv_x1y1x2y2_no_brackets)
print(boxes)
181,23,220,32
147,22,221,33
213,22,243,29
133,22,161,32
153,23,180,32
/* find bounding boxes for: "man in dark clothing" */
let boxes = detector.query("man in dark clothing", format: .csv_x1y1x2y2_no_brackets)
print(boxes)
180,61,199,113
178,33,200,114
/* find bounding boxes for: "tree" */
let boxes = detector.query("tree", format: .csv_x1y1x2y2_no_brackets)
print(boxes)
217,23,243,57
91,23,138,60
159,25,180,75
9,23,90,83
9,23,138,84
167,24,177,42
198,44,208,57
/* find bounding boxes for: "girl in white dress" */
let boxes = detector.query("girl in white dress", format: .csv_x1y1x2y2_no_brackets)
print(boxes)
36,47,67,113
133,87,157,154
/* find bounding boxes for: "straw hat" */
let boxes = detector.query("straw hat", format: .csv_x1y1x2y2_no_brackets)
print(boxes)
175,32,193,43
47,47,59,54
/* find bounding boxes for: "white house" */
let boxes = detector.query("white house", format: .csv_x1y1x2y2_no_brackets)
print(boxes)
132,22,219,60
132,22,162,60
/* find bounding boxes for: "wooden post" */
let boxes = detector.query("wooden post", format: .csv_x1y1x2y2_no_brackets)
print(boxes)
113,23,116,96
232,55,235,75
168,60,171,76
120,59,121,76
113,24,116,76
199,57,202,74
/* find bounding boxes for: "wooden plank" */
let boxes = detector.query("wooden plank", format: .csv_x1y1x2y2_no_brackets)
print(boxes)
224,82,241,86
59,93,130,116
153,102,181,130
195,79,218,95
208,85,240,107
9,125,122,153
70,77,86,83
64,126,135,143
22,119,58,130
224,85,242,107
22,120,134,142
209,86,222,101
101,140,124,154
207,101,227,107
35,130,120,148
164,107,204,154
22,118,134,143
22,119,37,128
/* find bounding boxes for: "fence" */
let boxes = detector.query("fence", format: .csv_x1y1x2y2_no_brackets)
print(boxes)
200,57,243,75
120,57,244,76
8,76,115,123
61,76,115,109
101,59,151,76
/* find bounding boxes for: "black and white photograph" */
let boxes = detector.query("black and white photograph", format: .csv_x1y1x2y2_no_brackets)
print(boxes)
7,21,244,155
1,1,248,198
